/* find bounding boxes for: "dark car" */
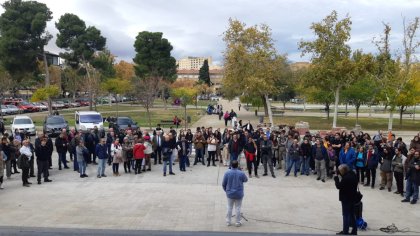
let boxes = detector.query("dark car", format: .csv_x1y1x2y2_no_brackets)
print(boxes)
43,115,69,136
111,117,138,132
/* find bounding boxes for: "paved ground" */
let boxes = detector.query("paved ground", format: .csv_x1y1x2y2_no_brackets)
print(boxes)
0,99,419,235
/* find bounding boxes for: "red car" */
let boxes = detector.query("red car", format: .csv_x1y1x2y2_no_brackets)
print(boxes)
17,102,39,113
75,99,90,106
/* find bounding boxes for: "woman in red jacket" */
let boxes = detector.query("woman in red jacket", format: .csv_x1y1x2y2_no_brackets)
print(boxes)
133,139,146,175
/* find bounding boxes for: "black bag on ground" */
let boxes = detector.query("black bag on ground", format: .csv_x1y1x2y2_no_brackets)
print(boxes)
354,201,363,219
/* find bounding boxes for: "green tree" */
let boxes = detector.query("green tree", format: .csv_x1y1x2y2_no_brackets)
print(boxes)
0,0,52,83
171,87,197,130
198,59,211,86
299,11,356,128
30,85,60,102
55,13,106,111
373,19,420,130
222,19,289,125
133,31,177,115
101,78,130,117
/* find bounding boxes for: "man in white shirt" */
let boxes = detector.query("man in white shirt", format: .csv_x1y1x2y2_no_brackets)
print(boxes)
19,140,33,187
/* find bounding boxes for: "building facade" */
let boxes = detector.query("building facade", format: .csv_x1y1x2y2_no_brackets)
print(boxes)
176,69,224,93
177,56,213,70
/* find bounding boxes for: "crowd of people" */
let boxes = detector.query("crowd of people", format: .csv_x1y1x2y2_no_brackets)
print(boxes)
0,115,419,206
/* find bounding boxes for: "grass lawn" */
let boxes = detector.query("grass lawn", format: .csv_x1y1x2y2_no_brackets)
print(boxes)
271,116,420,131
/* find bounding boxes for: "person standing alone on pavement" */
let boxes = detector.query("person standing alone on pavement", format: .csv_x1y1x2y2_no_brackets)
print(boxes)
222,160,248,227
334,164,358,235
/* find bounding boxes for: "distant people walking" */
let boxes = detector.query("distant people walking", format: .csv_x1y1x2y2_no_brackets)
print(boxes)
238,103,241,111
222,160,248,227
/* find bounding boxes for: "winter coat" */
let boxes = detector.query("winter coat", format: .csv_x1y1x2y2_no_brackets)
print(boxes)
407,157,420,185
111,144,123,164
380,152,393,172
312,145,327,161
339,148,356,170
365,149,379,169
133,143,146,159
392,154,406,173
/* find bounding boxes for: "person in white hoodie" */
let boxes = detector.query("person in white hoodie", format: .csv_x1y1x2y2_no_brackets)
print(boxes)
111,140,123,176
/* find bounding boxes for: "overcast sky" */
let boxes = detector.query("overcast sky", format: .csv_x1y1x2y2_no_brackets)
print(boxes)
1,0,419,65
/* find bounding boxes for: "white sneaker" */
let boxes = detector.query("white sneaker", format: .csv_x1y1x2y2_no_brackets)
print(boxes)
235,222,242,227
0,183,3,189
226,222,231,226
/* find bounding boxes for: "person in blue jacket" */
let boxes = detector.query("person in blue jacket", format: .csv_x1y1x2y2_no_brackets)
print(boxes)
339,142,356,170
354,146,367,183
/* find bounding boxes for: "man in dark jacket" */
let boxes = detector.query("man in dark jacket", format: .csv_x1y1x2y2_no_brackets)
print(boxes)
96,138,108,178
55,133,69,170
402,151,420,204
364,144,379,188
228,134,243,168
334,164,358,235
35,138,52,184
260,135,275,178
312,140,328,182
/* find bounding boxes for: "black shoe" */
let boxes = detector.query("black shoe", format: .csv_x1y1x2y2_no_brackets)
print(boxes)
212,164,217,166
263,173,268,176
163,173,166,176
30,175,36,177
401,199,410,203
101,174,107,177
317,177,321,181
37,181,41,185
159,162,162,164
64,166,70,169
336,231,348,235
27,182,32,184
350,231,357,235
411,200,417,204
379,187,385,190
23,184,30,187
83,174,88,177
272,175,276,178
14,171,20,174
169,172,175,175
147,168,151,171
322,179,325,182
388,188,392,192
80,175,84,178
44,179,52,182
394,191,400,194
59,167,62,170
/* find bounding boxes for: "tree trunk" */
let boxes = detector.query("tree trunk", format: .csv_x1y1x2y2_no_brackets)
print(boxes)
264,94,274,128
332,87,340,128
262,95,268,116
356,104,360,125
388,109,393,131
303,97,306,112
82,59,94,111
326,103,330,120
42,51,52,115
162,90,167,110
283,101,286,109
399,106,405,127
146,105,152,130
184,105,187,130
345,102,348,117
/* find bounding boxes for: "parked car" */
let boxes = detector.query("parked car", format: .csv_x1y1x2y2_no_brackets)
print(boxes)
110,117,138,132
5,105,20,114
56,101,69,108
75,98,90,106
210,96,220,101
32,102,48,111
1,105,7,115
11,115,36,136
43,115,69,137
63,100,80,107
51,101,65,110
17,102,39,113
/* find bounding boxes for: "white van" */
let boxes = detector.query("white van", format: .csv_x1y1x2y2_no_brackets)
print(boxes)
75,111,104,133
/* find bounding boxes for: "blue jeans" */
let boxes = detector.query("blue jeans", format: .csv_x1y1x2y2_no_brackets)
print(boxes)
301,156,310,175
405,178,419,200
73,151,79,171
179,154,187,171
163,157,173,174
229,152,239,168
97,158,106,176
78,160,86,175
58,152,68,168
286,158,299,176
341,201,357,234
194,148,204,165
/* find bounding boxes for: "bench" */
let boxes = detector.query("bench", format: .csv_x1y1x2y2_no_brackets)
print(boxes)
272,110,285,116
403,111,414,117
159,120,174,127
337,111,349,116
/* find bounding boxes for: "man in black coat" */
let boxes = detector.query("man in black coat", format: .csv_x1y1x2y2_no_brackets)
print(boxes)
334,164,358,235
35,139,52,184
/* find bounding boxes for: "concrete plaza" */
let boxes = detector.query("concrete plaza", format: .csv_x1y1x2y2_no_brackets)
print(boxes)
0,98,419,235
